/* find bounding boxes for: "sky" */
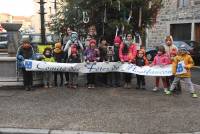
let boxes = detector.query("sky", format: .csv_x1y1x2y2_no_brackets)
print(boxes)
0,0,34,16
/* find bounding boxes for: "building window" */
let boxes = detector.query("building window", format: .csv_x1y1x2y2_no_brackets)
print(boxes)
178,0,190,8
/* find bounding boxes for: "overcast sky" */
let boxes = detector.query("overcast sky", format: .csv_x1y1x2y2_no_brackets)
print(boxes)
0,0,34,16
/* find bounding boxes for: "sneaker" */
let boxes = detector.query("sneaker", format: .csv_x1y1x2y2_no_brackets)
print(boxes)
192,93,198,98
123,83,127,88
127,84,131,89
64,81,69,86
152,87,158,92
165,90,172,95
44,85,48,88
88,84,92,89
49,85,53,88
91,84,95,89
164,88,168,93
141,85,146,90
136,85,140,89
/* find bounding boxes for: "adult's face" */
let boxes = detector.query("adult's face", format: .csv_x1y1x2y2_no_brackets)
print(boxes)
166,39,172,46
127,34,132,41
67,28,72,36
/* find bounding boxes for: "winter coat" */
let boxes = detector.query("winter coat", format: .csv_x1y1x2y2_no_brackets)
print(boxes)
84,48,100,62
16,45,34,68
136,56,149,67
119,43,137,62
68,55,81,63
152,54,170,66
113,45,120,62
172,53,194,78
164,44,178,58
99,44,108,62
42,56,55,62
53,49,64,63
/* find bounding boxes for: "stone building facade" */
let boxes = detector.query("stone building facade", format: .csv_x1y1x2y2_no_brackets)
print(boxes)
146,0,200,48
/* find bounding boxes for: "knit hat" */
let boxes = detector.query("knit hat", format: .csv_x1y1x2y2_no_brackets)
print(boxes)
70,32,78,42
55,42,62,49
89,39,96,46
114,36,122,45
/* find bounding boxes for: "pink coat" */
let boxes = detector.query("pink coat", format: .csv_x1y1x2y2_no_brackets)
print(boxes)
119,43,137,62
152,54,171,65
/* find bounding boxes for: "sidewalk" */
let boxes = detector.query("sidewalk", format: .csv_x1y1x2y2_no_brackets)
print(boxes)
0,76,200,134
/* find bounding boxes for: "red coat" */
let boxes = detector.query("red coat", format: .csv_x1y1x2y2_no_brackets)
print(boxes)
119,43,137,62
152,54,171,66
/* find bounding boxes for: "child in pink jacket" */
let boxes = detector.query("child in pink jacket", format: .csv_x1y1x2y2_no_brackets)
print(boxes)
150,45,171,93
119,33,137,88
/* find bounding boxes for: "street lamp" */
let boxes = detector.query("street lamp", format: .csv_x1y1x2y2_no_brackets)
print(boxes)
37,0,46,44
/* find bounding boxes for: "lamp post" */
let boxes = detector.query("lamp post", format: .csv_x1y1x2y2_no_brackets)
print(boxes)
37,0,46,44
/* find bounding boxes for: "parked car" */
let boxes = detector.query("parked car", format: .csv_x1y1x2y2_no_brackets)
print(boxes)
146,47,158,62
174,41,200,65
146,41,200,65
0,32,8,49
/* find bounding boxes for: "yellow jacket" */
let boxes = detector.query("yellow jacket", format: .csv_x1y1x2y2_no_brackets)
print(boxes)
172,54,194,78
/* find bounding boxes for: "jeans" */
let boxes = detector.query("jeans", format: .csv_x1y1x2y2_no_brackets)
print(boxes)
170,77,194,93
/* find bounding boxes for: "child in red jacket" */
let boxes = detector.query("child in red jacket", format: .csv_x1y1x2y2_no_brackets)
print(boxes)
150,45,170,93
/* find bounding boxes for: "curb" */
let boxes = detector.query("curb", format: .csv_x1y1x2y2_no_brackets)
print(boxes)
0,128,129,134
0,128,49,134
1,128,200,134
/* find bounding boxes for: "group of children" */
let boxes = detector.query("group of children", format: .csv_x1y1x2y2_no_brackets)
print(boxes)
17,31,198,98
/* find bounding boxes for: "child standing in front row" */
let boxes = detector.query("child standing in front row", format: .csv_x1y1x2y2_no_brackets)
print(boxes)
42,47,55,88
166,45,198,98
135,49,149,89
67,44,81,89
84,39,100,89
150,45,170,93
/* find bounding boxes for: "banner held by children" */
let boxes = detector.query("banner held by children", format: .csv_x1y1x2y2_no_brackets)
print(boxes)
24,60,178,76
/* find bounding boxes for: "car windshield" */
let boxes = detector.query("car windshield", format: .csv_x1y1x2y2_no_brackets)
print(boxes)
0,33,7,41
173,41,192,50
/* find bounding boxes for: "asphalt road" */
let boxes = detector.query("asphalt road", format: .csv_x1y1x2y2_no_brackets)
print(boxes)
191,67,200,85
0,77,200,134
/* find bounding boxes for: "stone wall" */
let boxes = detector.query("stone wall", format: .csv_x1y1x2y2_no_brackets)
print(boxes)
147,0,200,48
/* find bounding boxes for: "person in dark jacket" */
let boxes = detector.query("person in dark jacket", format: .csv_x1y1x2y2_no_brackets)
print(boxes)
53,42,64,87
16,40,34,91
67,44,81,89
135,49,149,89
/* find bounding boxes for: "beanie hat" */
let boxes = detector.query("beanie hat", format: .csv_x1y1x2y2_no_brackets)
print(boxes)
55,42,62,49
89,39,96,46
114,36,122,45
70,32,78,42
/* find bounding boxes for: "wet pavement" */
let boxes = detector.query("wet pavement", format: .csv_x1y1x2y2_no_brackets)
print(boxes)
0,76,200,134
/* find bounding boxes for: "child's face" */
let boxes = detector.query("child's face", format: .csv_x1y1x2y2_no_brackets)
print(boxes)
90,43,96,49
166,39,172,46
72,53,77,57
157,51,163,56
101,40,107,45
45,50,51,56
114,43,119,47
138,51,144,58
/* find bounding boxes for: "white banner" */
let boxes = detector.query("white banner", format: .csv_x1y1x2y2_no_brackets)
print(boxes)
24,60,175,76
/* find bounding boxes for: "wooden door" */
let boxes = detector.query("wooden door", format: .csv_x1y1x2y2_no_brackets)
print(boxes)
170,23,191,41
195,23,200,42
